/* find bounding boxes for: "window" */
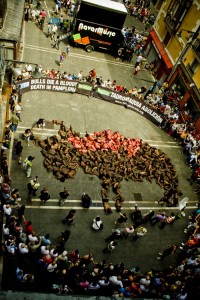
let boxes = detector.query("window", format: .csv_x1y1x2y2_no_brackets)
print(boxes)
189,58,199,74
163,32,171,47
168,0,192,22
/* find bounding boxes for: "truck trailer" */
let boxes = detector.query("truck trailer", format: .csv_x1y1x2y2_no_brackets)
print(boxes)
71,0,128,53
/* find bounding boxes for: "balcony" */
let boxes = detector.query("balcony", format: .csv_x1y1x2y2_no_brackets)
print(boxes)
164,12,180,34
192,39,200,61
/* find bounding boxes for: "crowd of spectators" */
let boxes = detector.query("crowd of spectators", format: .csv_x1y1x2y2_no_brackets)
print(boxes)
0,192,200,299
0,2,199,297
0,68,200,298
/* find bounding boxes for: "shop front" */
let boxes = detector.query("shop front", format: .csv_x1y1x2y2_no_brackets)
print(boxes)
145,29,173,84
168,63,200,133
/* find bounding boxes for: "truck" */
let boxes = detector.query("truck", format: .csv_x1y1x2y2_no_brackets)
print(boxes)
71,0,128,53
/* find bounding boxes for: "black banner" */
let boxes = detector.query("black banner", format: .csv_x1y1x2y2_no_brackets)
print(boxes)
16,79,163,125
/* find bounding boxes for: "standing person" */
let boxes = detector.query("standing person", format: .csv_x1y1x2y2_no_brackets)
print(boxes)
133,64,141,76
52,35,60,50
35,118,45,129
3,203,12,225
11,113,19,132
135,54,144,68
131,226,147,241
89,69,96,81
14,141,23,164
66,44,71,56
81,193,92,208
23,129,34,146
59,188,70,206
51,24,58,39
92,216,103,230
62,209,76,225
59,52,66,66
16,203,26,222
14,103,22,121
123,225,135,239
27,176,40,196
24,5,30,22
39,188,50,204
23,156,35,178
115,212,127,227
157,244,177,260
103,240,118,253
178,197,189,217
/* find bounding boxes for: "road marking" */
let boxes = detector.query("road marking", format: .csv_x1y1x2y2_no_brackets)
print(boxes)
24,44,134,68
23,205,197,210
16,128,179,147
29,199,198,205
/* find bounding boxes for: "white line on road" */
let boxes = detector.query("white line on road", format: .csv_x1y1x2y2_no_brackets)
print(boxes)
23,205,197,210
16,128,179,147
29,199,198,205
24,44,134,68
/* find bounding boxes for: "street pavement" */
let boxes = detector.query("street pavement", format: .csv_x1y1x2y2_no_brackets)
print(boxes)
1,0,199,293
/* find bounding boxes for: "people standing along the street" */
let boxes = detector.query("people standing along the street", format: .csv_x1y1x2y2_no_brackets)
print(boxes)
14,103,22,121
27,176,40,196
133,64,141,76
11,113,19,132
66,44,71,56
115,212,127,227
39,188,50,205
36,118,45,129
14,141,23,164
131,226,147,241
59,52,66,66
52,35,60,50
23,129,34,146
92,216,103,230
157,244,177,260
62,209,76,225
16,203,26,222
135,54,144,68
59,188,70,206
89,69,97,82
103,240,118,253
81,193,92,208
51,24,58,40
23,156,35,178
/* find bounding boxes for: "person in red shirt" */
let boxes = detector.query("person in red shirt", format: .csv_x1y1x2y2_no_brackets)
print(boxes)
89,69,96,81
23,219,34,234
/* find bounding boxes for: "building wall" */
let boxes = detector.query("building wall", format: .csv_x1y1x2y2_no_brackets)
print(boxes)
154,0,200,65
183,48,200,88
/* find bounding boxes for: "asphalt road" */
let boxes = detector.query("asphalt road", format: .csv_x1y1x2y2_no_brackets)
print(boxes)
2,0,198,292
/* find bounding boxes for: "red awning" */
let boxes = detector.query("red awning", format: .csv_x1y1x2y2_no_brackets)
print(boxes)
149,30,173,70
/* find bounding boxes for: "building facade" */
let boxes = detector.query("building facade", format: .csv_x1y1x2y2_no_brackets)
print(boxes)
146,0,200,132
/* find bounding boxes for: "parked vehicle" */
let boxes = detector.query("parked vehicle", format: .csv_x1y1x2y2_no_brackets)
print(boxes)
71,0,128,53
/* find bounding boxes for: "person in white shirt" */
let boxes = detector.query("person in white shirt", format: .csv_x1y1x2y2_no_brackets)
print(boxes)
14,103,22,121
47,261,57,272
25,64,32,72
3,224,10,236
123,225,134,239
57,250,68,262
41,245,50,255
98,278,110,286
109,275,123,288
77,71,83,81
19,243,29,254
92,216,103,230
28,232,39,242
3,204,12,216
